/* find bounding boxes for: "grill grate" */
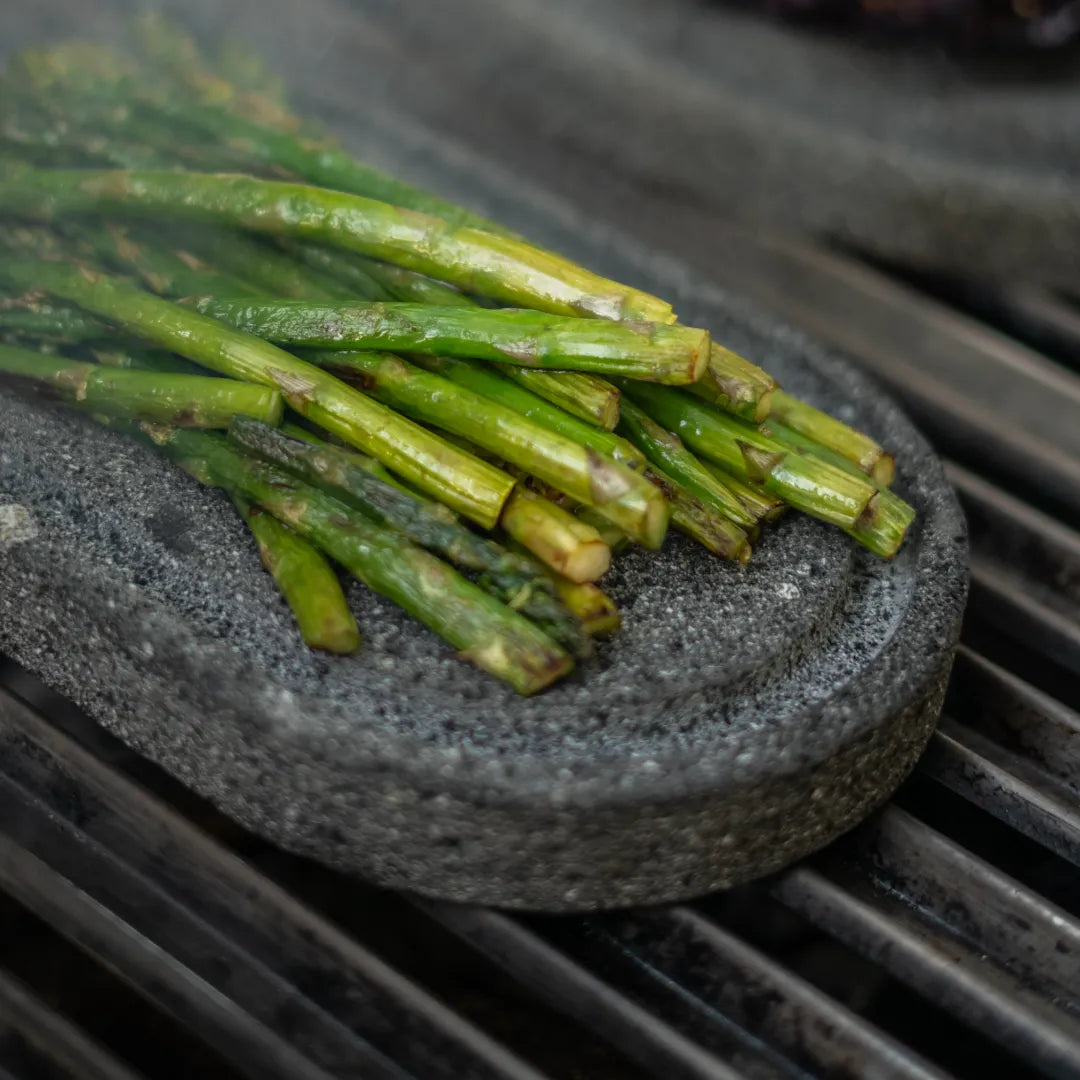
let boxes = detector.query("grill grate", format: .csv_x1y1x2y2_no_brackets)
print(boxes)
3,245,1080,1079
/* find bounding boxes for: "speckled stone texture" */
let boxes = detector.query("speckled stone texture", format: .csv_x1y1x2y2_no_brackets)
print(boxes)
0,0,968,910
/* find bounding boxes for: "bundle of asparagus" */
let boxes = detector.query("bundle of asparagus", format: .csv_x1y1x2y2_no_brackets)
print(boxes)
0,17,915,694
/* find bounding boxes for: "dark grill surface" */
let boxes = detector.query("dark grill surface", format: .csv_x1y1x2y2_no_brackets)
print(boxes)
3,249,1080,1080
3,14,1080,1080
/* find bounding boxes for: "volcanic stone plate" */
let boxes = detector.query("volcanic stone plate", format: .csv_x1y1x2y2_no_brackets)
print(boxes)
0,4,967,912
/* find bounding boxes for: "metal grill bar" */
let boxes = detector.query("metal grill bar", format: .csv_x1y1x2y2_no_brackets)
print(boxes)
422,903,739,1080
0,685,550,1080
774,809,1080,1078
550,907,951,1080
920,649,1080,865
0,967,143,1080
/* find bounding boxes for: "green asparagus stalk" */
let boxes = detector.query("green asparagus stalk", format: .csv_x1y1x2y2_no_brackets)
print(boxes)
303,350,668,547
0,259,513,527
145,426,573,695
160,224,353,300
278,246,624,428
766,390,894,487
230,493,361,655
89,347,205,376
0,343,283,428
192,298,708,384
847,489,916,559
620,382,875,530
0,300,113,344
688,344,777,423
0,167,676,322
495,368,621,430
501,487,612,583
275,241,391,301
505,538,621,638
573,507,630,551
130,15,300,133
758,413,913,557
618,399,757,531
644,466,751,564
553,578,621,637
59,220,259,299
701,464,786,524
228,417,590,657
409,354,643,469
338,254,476,306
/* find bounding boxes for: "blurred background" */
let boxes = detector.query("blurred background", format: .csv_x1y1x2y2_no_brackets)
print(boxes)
1,2,1079,1079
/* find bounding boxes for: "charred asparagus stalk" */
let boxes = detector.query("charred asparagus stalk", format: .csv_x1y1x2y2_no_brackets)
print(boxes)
0,343,283,427
278,245,624,427
619,381,875,531
501,488,612,583
407,354,643,469
231,493,361,655
144,426,574,695
191,298,708,384
0,167,676,322
701,465,786,525
228,417,590,657
760,412,913,557
766,389,894,486
0,259,514,527
689,344,777,423
302,349,669,548
618,399,757,530
644,467,751,564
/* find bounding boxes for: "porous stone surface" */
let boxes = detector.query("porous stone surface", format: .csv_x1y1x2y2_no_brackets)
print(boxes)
0,1,968,910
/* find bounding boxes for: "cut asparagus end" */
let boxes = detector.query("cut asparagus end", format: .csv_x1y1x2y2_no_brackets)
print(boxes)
770,389,889,480
553,579,621,637
872,453,896,488
687,344,777,422
501,487,612,583
847,489,916,559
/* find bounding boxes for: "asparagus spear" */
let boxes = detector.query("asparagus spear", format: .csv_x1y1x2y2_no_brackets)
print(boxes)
228,417,590,657
58,220,259,299
303,350,669,548
67,23,523,237
620,382,875,530
505,538,621,638
0,167,676,322
407,354,643,469
701,465,786,525
618,399,757,530
500,487,612,583
279,245,624,427
759,413,913,558
573,507,630,551
496,368,620,430
552,578,621,637
766,390,894,487
0,343,283,428
89,347,205,376
231,493,361,654
644,466,751,564
160,224,353,300
146,426,573,695
0,301,113,344
847,489,916,560
191,298,708,384
0,259,514,527
689,344,777,423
